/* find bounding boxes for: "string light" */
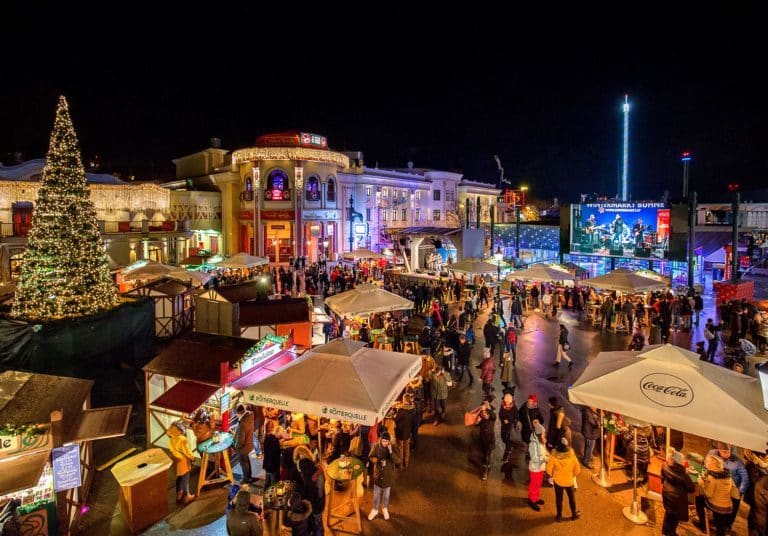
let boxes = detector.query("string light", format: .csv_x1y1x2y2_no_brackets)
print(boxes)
12,96,120,321
0,181,169,213
232,147,350,168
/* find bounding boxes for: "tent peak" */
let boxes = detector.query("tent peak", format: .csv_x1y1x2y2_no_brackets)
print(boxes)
638,344,700,368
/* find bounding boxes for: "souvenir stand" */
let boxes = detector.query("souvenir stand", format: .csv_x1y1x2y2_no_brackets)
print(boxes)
0,371,131,536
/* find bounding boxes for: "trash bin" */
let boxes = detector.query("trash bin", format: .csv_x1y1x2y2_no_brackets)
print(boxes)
111,448,172,533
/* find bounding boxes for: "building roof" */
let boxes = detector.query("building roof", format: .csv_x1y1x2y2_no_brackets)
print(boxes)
0,371,93,430
0,159,126,184
143,332,255,386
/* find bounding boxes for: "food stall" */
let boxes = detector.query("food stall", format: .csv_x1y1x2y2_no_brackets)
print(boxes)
0,371,130,536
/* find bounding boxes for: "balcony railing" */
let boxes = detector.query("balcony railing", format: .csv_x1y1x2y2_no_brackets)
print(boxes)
99,220,178,233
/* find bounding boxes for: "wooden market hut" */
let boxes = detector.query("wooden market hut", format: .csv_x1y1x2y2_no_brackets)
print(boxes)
124,279,195,338
0,371,130,535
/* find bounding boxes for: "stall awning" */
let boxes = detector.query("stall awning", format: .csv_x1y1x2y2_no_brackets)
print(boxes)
65,405,132,443
0,450,49,496
230,352,297,390
151,381,219,414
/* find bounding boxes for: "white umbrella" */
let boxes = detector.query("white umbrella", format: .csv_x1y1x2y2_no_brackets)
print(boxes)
342,248,387,260
583,268,667,292
449,258,506,274
312,339,368,356
213,252,269,269
121,260,175,281
569,344,768,451
508,263,575,282
324,283,414,317
166,269,211,287
241,347,422,425
633,268,671,285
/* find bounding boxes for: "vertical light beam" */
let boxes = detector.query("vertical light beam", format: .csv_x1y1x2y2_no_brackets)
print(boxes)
621,94,630,201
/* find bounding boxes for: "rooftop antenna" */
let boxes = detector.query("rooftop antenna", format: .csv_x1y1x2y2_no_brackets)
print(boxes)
493,155,508,188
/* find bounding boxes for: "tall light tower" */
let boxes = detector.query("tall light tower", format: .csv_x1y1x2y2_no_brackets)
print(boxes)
681,151,692,199
621,94,630,201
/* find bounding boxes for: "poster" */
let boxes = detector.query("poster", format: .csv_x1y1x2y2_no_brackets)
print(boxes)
52,444,81,492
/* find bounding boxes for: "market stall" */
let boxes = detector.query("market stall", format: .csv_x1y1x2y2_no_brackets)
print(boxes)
212,252,269,269
324,283,414,318
123,279,196,338
0,371,131,536
508,263,576,283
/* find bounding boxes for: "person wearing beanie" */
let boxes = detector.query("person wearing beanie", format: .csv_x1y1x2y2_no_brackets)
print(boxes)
661,449,695,535
696,454,738,535
226,489,264,536
519,394,544,448
166,421,196,504
367,432,401,521
283,492,314,536
499,392,519,463
527,421,549,511
545,437,582,522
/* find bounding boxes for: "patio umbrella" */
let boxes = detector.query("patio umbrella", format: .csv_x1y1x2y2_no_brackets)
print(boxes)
569,344,768,451
121,260,175,281
324,283,414,317
166,269,211,287
241,347,422,425
583,268,667,292
448,258,506,274
213,252,269,269
312,339,368,356
508,263,575,282
342,248,387,260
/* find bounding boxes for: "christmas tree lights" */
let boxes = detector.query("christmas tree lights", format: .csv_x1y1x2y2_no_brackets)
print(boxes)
12,96,120,321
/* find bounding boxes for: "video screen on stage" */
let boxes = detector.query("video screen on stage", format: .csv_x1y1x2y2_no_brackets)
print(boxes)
569,202,670,259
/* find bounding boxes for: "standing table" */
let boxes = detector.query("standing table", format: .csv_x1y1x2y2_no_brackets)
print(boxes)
262,481,295,535
325,456,365,534
111,448,172,533
196,432,235,495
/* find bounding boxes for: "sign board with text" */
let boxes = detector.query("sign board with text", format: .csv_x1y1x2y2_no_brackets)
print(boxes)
53,444,81,492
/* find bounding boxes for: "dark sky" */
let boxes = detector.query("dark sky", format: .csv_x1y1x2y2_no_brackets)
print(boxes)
1,3,766,202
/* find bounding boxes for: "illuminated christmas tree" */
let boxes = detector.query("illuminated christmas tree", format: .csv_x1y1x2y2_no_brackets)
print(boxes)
12,96,120,321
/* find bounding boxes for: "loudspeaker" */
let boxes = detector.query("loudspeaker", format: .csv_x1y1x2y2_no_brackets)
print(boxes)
609,248,624,256
634,247,651,258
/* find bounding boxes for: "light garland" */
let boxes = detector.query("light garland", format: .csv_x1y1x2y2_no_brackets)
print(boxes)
234,334,288,368
0,181,169,212
12,96,120,321
232,146,350,168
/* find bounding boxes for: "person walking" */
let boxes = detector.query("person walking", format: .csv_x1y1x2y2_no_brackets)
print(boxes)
552,324,573,368
500,346,514,392
367,432,401,521
499,391,519,463
505,326,517,366
511,296,524,328
541,291,552,319
226,489,264,536
430,366,449,426
527,422,549,511
483,317,501,361
394,394,415,469
478,394,497,481
234,404,255,484
661,449,695,536
546,437,582,522
705,318,720,362
478,351,496,395
456,334,474,388
580,406,600,469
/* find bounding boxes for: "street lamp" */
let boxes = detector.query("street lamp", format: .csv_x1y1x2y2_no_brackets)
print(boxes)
494,246,503,299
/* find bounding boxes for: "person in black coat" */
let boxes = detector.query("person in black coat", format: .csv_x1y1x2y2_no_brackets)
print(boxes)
262,421,282,489
456,334,473,387
478,394,497,481
519,394,544,447
580,406,600,469
661,450,695,536
498,391,519,462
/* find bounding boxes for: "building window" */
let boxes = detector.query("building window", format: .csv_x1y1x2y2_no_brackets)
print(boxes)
327,177,336,202
416,191,421,200
306,176,321,201
446,190,454,202
433,210,441,221
245,177,252,192
366,186,372,196
366,208,371,221
401,209,407,221
265,169,290,200
391,210,397,221
382,188,388,198
382,210,387,221
415,209,421,221
433,190,441,201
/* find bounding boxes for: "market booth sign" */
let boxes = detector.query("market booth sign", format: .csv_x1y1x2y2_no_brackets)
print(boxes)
0,426,51,460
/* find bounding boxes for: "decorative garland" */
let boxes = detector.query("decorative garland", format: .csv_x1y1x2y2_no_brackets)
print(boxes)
602,412,627,434
234,334,288,369
0,423,45,437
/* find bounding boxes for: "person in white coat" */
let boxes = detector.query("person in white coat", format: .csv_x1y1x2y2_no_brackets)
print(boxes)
528,422,550,511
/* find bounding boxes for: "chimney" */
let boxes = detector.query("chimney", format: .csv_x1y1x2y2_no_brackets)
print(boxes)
210,137,222,149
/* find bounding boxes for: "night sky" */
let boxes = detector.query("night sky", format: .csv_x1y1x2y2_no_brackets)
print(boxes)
1,3,766,202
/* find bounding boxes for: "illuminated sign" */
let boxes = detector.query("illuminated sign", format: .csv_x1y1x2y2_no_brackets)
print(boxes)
300,132,328,148
241,343,283,374
354,224,367,234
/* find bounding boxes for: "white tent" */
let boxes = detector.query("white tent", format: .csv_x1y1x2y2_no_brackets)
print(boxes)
213,252,269,269
508,264,575,282
241,347,422,426
312,339,368,356
449,258,509,275
704,248,727,264
583,268,667,292
342,248,386,260
324,283,414,317
569,344,768,451
166,269,211,287
121,260,176,281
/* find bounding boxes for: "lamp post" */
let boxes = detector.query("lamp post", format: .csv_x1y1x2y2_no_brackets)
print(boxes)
494,246,503,299
323,239,329,261
348,193,355,253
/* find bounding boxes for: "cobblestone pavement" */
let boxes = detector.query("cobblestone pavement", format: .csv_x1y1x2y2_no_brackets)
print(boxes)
81,294,750,535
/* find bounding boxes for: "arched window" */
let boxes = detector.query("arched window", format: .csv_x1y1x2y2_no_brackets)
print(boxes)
265,169,290,200
326,177,336,202
306,176,321,202
245,177,252,192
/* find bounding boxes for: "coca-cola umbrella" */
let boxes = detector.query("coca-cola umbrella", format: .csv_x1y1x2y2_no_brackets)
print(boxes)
569,343,768,452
